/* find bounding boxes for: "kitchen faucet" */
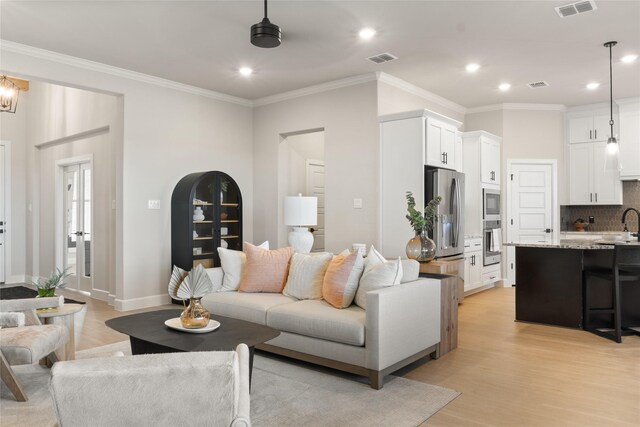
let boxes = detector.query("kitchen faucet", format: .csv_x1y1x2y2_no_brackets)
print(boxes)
621,207,640,240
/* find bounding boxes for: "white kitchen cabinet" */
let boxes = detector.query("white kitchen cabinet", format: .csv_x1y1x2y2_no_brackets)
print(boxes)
426,118,457,169
568,141,622,205
617,97,640,180
569,114,612,143
454,133,463,172
480,138,501,185
463,238,483,293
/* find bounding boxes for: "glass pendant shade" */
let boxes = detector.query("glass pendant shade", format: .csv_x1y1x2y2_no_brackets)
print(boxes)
604,138,621,172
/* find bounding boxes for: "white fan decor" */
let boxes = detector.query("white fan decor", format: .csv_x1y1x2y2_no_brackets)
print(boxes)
168,264,214,300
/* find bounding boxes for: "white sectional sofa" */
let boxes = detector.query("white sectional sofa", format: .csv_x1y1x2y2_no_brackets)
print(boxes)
202,267,441,389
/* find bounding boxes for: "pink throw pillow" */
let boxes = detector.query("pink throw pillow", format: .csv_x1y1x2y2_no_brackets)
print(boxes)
238,243,293,293
322,251,360,308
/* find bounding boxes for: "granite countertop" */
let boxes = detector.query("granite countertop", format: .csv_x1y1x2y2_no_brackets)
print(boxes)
561,231,628,235
464,234,483,240
504,239,640,250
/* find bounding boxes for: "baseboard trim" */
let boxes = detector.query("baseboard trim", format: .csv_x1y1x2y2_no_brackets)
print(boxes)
108,294,116,306
4,274,26,284
90,289,109,301
114,293,171,311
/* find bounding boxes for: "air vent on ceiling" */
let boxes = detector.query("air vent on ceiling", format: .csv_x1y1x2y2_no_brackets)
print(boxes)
367,53,398,64
527,81,550,89
555,1,597,18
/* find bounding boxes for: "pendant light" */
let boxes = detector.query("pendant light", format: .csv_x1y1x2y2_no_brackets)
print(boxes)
0,75,20,114
251,0,281,48
603,41,621,171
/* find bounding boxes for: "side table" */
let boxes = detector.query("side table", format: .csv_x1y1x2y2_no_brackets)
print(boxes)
419,272,459,358
37,303,84,361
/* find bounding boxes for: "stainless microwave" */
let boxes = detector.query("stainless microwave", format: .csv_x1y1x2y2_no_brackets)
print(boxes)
483,189,501,220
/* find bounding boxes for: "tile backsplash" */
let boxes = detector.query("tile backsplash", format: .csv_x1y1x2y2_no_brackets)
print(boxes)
561,181,640,232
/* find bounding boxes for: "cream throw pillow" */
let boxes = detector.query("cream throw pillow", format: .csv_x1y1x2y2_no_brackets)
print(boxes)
322,250,365,309
283,252,333,300
355,256,403,310
217,241,269,291
363,245,386,275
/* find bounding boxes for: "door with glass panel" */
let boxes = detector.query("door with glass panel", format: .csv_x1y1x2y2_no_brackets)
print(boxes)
63,163,92,293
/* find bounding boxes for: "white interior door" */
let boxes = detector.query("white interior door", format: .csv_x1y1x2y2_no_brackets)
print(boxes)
306,160,325,252
507,161,556,285
0,144,5,283
63,163,92,293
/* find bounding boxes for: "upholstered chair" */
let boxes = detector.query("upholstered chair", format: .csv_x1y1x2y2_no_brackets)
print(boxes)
0,297,69,401
50,343,252,427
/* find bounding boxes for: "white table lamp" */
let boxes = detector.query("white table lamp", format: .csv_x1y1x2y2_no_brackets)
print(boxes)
284,194,317,253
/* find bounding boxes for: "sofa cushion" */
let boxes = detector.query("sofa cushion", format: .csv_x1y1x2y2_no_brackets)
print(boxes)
201,292,297,325
283,252,333,300
238,243,294,293
267,300,365,346
217,241,269,291
354,258,403,310
322,250,364,309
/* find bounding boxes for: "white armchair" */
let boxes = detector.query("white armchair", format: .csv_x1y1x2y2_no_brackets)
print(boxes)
0,297,69,401
50,344,252,427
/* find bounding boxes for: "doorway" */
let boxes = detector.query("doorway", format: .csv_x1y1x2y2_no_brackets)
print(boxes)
59,159,93,294
506,159,559,286
279,129,325,251
0,142,7,283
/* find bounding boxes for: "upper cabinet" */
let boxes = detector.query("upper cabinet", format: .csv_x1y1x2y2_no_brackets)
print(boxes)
617,98,640,180
425,118,458,169
480,137,501,185
569,114,612,143
566,103,623,205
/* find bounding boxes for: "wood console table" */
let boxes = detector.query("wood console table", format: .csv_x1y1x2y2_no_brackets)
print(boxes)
419,272,459,358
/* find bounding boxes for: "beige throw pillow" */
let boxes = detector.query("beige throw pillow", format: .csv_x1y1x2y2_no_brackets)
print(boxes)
322,250,365,309
355,256,403,310
217,241,269,291
238,243,294,293
283,252,333,300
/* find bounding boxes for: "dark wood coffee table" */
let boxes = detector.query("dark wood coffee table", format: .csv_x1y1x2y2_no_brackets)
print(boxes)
106,309,280,382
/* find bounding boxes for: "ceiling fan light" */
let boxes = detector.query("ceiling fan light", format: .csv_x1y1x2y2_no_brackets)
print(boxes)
251,17,281,48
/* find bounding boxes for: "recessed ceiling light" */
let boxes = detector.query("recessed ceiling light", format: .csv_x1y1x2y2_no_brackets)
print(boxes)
359,28,376,40
239,67,253,76
621,54,638,63
465,63,480,73
498,83,511,91
586,82,600,90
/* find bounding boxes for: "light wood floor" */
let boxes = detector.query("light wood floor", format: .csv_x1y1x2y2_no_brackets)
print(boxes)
62,287,640,426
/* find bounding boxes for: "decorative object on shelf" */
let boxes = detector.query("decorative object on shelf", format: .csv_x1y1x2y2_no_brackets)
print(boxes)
221,227,228,236
405,192,442,263
193,230,198,238
221,212,228,220
574,218,589,232
250,0,281,48
193,247,202,255
0,75,24,114
284,194,318,253
168,265,214,328
33,267,71,298
193,206,205,221
220,239,228,249
603,41,620,172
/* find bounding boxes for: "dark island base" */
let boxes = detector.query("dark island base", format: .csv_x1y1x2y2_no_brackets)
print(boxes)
515,247,640,329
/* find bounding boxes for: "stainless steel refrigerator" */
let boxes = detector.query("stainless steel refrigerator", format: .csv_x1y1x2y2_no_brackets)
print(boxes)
425,167,465,259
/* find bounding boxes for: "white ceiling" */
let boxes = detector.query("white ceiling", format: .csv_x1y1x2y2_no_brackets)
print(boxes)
1,1,639,108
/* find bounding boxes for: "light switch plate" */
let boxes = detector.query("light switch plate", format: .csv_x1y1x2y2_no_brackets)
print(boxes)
148,200,160,210
353,198,363,209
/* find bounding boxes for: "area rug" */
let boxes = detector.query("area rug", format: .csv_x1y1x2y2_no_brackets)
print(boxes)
0,285,85,305
1,341,460,427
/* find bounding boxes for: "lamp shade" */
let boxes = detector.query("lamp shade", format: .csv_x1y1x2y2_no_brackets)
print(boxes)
284,195,317,226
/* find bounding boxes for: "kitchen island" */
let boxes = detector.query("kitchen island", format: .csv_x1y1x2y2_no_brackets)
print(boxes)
506,240,640,329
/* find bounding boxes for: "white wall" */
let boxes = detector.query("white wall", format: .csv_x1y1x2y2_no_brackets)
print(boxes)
377,82,465,123
464,110,503,136
253,82,378,253
0,93,28,283
26,81,119,301
2,47,254,310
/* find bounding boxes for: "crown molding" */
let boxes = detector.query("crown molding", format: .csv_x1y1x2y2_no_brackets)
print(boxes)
0,40,253,107
466,103,567,114
252,73,378,107
376,72,467,115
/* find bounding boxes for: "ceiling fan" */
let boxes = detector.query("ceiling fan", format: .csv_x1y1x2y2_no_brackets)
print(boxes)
251,0,281,48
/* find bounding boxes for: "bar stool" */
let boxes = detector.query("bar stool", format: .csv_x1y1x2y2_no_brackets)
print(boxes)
583,245,640,343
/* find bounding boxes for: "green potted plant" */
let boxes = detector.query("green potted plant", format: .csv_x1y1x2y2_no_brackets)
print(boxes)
405,191,442,262
33,267,71,297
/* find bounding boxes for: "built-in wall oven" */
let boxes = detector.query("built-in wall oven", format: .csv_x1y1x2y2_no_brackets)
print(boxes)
483,189,501,220
483,219,502,266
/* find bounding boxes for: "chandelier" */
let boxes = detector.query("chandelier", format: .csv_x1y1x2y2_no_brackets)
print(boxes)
0,75,20,113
